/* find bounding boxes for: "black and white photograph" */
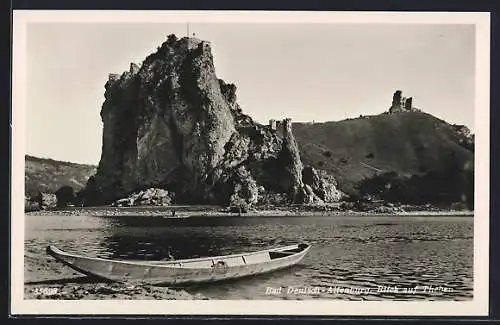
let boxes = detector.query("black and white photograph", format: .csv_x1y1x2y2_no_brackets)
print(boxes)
11,11,490,316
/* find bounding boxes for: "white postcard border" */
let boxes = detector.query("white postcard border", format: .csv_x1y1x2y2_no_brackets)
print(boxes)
11,10,490,316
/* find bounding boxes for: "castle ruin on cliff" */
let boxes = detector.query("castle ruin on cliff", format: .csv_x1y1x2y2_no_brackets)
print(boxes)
269,118,292,138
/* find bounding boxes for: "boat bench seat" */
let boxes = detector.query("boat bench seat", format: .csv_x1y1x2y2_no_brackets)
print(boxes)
213,256,244,267
178,260,213,268
243,252,271,264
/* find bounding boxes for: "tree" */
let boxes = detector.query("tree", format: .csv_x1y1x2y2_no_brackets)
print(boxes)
357,171,399,200
55,185,75,208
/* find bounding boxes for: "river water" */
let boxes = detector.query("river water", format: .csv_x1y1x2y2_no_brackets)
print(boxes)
25,212,473,300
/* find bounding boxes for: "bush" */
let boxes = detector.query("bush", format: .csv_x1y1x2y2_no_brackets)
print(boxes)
322,151,332,158
356,167,474,208
55,185,75,208
25,195,40,212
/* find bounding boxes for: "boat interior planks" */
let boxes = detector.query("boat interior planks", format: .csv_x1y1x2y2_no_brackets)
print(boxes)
46,243,311,285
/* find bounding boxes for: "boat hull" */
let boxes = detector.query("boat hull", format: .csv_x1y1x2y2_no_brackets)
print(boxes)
46,243,310,285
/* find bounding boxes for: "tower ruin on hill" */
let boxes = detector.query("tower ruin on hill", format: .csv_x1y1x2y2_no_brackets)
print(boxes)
388,90,420,113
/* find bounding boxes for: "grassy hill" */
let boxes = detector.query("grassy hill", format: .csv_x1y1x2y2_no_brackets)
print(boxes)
293,112,474,196
25,155,96,197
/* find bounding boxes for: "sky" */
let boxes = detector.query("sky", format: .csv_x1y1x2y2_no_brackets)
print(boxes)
25,22,475,164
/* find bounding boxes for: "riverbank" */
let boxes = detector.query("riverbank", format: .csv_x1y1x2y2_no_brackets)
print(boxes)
25,205,474,217
24,248,207,300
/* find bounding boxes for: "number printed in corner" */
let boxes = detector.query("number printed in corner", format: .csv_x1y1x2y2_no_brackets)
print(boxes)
32,287,59,295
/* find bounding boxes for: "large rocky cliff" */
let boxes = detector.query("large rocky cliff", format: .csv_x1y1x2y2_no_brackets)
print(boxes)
82,35,341,207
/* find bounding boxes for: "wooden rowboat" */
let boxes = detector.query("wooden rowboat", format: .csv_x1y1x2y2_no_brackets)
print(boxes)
46,243,311,285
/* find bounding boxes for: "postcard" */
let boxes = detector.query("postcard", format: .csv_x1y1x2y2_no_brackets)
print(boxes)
11,10,490,316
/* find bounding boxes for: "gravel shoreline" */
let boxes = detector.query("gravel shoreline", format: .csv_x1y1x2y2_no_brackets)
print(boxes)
26,207,474,217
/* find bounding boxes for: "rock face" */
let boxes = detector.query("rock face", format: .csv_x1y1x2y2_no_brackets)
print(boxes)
25,192,57,211
227,167,259,212
112,188,173,207
83,34,341,208
302,166,343,203
40,193,57,210
277,119,306,202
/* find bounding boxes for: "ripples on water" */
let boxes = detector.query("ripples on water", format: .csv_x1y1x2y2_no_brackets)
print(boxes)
25,212,473,300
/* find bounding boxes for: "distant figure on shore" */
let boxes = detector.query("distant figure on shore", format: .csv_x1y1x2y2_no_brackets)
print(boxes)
163,247,175,261
167,250,175,261
172,209,176,217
